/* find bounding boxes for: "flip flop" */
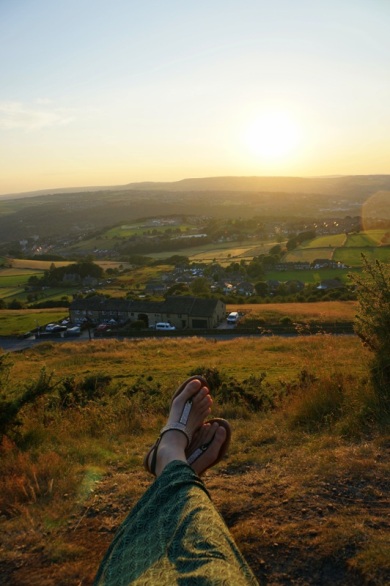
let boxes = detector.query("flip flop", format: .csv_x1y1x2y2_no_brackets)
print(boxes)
144,375,210,476
187,418,231,476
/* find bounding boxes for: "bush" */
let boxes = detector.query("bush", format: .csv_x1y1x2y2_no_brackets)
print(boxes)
58,374,112,408
351,258,390,413
280,316,292,325
188,367,222,391
288,376,345,432
0,366,57,440
7,299,24,309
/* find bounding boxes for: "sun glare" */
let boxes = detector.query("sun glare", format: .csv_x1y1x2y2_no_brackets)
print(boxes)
243,111,302,161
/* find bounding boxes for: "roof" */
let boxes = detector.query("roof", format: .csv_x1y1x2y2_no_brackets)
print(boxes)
70,295,223,317
163,296,223,317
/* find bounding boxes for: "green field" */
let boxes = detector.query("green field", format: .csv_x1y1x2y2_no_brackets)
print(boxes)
152,240,279,263
346,229,388,246
283,248,334,263
0,271,40,287
285,230,390,267
0,308,68,335
0,287,22,300
0,268,43,300
0,273,72,304
0,260,134,304
334,246,390,266
265,267,359,284
70,221,194,252
106,221,193,238
301,233,346,248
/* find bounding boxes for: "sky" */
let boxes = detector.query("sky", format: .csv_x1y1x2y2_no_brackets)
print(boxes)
1,0,390,195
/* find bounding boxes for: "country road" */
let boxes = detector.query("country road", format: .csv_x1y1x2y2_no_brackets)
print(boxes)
0,329,355,353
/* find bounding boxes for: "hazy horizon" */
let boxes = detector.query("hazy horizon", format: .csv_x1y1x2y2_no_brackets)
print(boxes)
0,173,364,197
1,0,390,195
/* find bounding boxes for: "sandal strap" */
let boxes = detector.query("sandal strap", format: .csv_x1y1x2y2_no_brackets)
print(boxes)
179,399,192,425
149,437,161,475
160,422,192,445
187,442,210,465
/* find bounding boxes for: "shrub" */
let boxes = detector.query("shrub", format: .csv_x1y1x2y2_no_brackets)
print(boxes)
0,366,57,440
288,376,345,432
280,316,293,325
188,367,222,391
58,374,112,408
351,257,390,414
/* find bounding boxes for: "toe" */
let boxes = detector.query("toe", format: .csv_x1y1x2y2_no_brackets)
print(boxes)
175,378,205,404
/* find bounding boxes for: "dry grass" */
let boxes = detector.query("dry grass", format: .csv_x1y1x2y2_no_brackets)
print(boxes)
228,301,358,322
6,335,368,386
9,259,131,271
0,336,389,585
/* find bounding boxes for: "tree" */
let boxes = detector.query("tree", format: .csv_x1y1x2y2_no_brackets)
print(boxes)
166,283,190,296
191,277,210,296
254,281,268,296
8,299,24,309
351,257,390,408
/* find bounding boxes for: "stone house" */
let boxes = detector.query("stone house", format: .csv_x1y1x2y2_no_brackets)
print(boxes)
69,296,226,329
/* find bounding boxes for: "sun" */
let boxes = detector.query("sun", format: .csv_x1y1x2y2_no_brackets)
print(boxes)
243,111,302,161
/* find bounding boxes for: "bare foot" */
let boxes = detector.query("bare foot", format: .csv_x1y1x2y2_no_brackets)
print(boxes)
166,378,212,434
149,378,212,476
187,421,228,476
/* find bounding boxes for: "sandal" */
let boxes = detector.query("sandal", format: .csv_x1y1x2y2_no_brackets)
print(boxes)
187,418,231,475
144,375,210,476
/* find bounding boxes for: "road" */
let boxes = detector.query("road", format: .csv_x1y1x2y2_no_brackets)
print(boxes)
0,328,354,353
0,331,92,352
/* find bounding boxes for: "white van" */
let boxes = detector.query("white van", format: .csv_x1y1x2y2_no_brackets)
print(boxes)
155,322,176,330
226,312,239,325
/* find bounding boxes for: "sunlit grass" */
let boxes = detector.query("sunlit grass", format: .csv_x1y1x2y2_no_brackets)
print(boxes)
8,335,369,386
1,334,389,585
301,233,347,248
228,300,358,321
0,309,68,336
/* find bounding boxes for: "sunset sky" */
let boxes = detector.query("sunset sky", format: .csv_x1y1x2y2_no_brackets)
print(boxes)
1,0,389,195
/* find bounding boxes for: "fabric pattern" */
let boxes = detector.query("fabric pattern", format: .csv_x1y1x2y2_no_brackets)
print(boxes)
94,461,259,585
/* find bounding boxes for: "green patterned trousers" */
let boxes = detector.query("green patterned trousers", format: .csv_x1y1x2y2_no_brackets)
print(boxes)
94,461,259,585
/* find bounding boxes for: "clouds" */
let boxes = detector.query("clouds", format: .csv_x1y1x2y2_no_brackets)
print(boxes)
0,101,74,131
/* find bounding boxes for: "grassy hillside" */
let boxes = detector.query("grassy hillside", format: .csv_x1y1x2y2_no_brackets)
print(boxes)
0,335,389,585
0,309,68,336
0,260,133,307
1,176,389,242
284,230,390,267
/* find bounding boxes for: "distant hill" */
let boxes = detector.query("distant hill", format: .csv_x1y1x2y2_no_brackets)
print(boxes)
122,175,390,196
2,174,390,200
0,175,388,245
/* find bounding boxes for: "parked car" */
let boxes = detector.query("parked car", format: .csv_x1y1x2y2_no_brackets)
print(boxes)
64,326,81,337
226,312,239,325
44,323,66,332
53,324,67,332
94,323,112,336
155,322,176,330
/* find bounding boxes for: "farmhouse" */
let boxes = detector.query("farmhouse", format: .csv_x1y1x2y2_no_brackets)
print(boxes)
69,296,226,329
317,279,345,291
311,259,343,269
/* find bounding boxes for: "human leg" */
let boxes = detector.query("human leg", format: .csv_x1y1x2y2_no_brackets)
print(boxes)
94,377,258,585
94,462,258,586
